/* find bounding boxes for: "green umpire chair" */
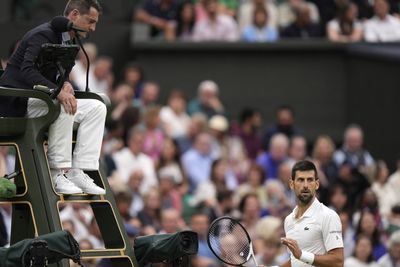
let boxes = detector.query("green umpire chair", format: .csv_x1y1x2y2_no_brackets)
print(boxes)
0,86,138,267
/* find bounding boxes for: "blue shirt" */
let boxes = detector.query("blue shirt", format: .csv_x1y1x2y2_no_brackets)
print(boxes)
241,25,278,42
181,148,215,192
256,152,285,180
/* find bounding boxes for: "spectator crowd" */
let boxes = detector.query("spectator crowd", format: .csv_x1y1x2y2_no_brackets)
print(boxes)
1,0,400,266
3,42,400,266
133,0,400,42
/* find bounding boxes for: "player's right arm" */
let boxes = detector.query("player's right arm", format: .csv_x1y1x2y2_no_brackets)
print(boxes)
280,260,291,267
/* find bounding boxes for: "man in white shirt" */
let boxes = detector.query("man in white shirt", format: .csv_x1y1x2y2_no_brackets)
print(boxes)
378,230,400,267
364,0,400,42
281,160,344,267
112,126,158,194
192,0,239,41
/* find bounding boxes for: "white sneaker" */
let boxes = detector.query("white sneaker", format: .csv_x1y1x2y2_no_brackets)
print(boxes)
66,169,106,195
52,172,83,194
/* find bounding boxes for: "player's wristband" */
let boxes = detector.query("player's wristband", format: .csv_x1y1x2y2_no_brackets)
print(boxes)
300,250,315,265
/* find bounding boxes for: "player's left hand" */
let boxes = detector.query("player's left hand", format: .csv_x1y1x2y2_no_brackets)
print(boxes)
281,238,302,259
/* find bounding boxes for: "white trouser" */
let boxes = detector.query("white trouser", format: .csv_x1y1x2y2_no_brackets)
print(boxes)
27,98,106,170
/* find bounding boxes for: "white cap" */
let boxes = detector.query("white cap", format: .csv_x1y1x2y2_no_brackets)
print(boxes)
158,165,183,184
209,115,228,132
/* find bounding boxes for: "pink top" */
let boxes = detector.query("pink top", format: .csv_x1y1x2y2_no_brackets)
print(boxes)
143,128,165,163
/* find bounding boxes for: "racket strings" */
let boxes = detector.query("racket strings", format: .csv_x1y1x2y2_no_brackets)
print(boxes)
208,218,251,265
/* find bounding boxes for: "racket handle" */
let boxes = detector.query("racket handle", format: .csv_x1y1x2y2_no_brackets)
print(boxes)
251,253,259,267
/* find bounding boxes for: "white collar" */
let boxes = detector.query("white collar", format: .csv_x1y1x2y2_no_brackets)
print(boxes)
62,32,72,43
292,197,320,219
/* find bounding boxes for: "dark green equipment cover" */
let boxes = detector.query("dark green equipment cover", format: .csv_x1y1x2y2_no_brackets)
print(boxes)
0,230,81,267
134,231,198,266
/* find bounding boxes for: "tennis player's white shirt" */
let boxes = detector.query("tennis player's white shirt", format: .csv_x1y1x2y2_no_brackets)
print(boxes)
284,198,343,267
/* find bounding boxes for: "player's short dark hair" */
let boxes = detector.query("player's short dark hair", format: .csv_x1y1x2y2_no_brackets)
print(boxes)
64,0,102,16
291,160,318,180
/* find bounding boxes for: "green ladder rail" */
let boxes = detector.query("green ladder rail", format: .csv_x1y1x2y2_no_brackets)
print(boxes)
0,87,138,267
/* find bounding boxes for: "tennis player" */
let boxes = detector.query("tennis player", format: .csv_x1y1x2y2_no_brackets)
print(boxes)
280,160,344,267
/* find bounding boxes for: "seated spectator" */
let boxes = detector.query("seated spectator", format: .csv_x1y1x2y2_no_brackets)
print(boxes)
112,126,158,194
137,187,162,234
388,156,400,204
187,80,225,119
287,135,307,164
339,210,356,258
344,234,380,267
262,105,301,150
194,0,208,23
355,210,387,261
333,124,375,178
280,3,323,38
158,138,185,188
176,113,208,153
353,189,381,225
336,161,370,209
160,90,191,139
278,0,320,28
208,115,249,181
277,162,296,208
142,105,165,165
158,166,183,213
192,0,239,41
265,180,292,218
378,230,400,267
126,170,144,217
218,0,240,17
387,205,400,235
371,160,398,218
312,135,338,185
109,83,135,122
241,6,279,42
181,132,216,192
70,42,98,90
134,0,179,38
122,62,144,99
190,159,237,208
235,108,263,160
84,56,114,94
364,0,400,42
114,187,134,223
255,216,288,263
190,212,219,267
118,106,141,146
158,208,183,234
327,2,363,42
235,164,267,208
239,193,262,240
327,184,349,213
238,0,278,30
165,1,196,41
257,133,289,180
133,81,160,113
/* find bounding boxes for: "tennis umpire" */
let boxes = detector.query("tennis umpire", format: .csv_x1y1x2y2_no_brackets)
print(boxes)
0,0,106,195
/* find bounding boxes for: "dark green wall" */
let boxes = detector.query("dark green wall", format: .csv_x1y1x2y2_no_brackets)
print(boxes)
131,42,347,142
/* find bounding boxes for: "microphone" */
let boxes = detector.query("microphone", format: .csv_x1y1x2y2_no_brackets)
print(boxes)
50,16,91,92
50,16,87,33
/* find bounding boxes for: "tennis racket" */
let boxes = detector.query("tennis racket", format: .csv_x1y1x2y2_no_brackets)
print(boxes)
207,216,258,266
